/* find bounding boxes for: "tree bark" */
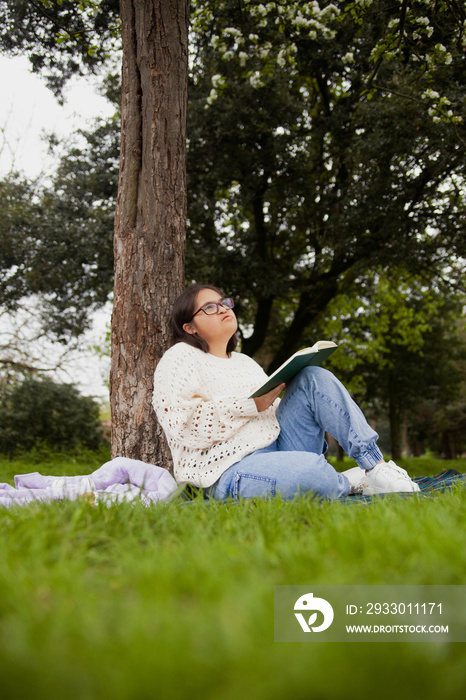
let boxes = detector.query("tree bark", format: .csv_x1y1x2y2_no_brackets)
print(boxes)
110,0,189,466
388,373,402,461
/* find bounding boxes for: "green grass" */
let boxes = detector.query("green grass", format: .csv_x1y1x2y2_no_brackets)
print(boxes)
0,445,111,484
1,452,466,699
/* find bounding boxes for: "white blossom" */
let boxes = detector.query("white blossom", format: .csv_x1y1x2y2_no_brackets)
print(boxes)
223,27,242,38
206,89,218,105
211,74,224,88
249,72,263,88
277,49,287,67
321,4,340,18
422,89,440,100
292,10,310,28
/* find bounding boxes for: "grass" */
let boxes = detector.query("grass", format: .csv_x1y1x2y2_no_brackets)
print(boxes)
0,445,112,483
1,451,466,699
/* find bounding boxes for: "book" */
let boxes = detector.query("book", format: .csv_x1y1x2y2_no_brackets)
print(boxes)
249,341,338,398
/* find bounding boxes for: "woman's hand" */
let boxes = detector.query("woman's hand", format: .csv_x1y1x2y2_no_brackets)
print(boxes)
253,383,286,412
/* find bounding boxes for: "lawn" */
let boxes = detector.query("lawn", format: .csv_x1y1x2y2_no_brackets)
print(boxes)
1,450,466,699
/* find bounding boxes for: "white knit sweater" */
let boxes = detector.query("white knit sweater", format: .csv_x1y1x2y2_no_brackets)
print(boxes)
152,342,280,487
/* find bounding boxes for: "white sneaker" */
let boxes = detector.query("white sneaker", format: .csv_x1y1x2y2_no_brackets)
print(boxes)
341,467,366,495
363,461,420,495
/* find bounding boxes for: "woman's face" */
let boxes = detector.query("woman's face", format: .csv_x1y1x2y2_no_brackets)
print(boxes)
183,288,238,352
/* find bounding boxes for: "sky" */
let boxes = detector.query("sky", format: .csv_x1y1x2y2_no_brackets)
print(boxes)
0,54,116,402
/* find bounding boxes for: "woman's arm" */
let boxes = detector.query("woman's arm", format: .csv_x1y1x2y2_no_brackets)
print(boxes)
253,384,285,412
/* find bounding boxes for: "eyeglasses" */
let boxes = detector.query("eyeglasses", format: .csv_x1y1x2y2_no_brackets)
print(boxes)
190,297,234,320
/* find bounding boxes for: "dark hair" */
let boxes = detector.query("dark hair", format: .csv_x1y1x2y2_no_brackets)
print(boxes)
171,284,238,354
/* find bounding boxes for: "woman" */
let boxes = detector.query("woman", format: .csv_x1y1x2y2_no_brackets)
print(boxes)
152,284,419,500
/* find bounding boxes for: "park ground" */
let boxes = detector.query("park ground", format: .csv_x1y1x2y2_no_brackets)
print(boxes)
1,448,465,699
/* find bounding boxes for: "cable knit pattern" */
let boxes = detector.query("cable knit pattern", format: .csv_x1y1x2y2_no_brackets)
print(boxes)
152,343,280,488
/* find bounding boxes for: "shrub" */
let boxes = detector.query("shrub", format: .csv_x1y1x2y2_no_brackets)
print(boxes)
0,377,108,457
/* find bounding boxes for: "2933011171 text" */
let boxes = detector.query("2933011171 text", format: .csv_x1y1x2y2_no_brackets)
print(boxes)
347,602,443,616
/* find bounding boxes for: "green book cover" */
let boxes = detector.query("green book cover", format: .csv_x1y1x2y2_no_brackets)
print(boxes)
249,341,338,399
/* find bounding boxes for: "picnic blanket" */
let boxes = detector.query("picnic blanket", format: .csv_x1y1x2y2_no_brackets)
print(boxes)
0,461,464,509
337,469,466,505
178,468,466,503
0,457,178,508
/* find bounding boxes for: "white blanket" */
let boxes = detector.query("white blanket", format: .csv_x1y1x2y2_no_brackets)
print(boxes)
0,457,178,508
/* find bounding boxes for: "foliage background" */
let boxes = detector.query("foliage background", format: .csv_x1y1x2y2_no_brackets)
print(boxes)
0,0,465,457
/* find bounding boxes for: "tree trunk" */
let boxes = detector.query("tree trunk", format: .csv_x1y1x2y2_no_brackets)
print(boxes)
441,431,456,460
388,374,402,461
110,0,189,466
401,411,410,457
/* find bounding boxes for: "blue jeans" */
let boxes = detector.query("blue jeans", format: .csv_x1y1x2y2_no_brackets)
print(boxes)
208,366,383,501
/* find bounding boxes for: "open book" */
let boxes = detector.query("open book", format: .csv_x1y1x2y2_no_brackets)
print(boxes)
249,341,338,399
